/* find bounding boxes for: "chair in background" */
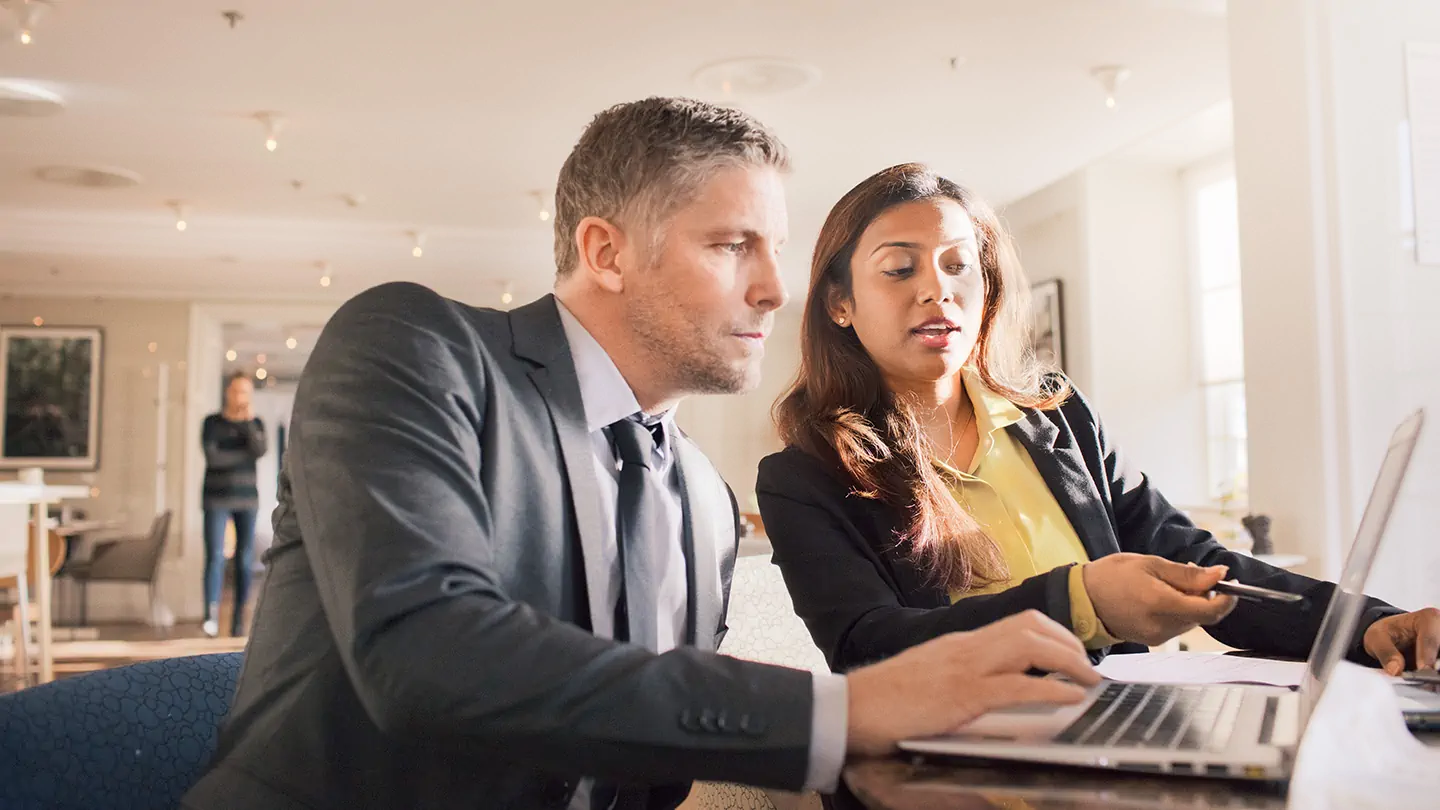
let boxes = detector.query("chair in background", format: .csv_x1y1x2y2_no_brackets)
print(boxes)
681,552,828,810
57,510,172,627
0,652,242,810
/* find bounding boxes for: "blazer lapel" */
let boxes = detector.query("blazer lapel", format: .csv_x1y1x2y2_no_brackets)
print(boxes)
1007,412,1121,559
673,438,727,652
511,296,612,637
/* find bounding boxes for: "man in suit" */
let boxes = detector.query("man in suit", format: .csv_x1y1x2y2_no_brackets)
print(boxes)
182,97,1100,810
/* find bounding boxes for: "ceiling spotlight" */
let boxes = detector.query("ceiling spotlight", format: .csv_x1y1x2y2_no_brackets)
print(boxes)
167,200,189,231
317,260,332,287
285,336,297,350
531,190,552,222
1090,65,1131,110
256,353,267,364
147,342,158,353
409,230,426,258
225,349,237,361
500,281,514,306
255,368,268,381
4,0,50,46
256,111,284,152
31,316,42,326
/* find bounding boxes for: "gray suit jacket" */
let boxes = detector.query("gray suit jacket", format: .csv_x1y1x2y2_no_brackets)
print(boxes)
182,283,814,810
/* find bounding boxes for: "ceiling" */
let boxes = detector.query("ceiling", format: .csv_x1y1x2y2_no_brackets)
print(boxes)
0,0,1231,305
221,321,320,381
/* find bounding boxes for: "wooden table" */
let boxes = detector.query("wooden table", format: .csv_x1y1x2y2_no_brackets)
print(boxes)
0,482,91,684
845,758,1288,810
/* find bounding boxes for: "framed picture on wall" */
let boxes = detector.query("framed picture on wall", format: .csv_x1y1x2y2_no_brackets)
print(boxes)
1030,279,1066,372
0,326,104,470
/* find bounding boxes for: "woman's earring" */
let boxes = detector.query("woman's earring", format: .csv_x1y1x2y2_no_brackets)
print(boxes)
836,317,847,327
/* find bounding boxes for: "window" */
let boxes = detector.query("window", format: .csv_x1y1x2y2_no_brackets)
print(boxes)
1193,172,1248,506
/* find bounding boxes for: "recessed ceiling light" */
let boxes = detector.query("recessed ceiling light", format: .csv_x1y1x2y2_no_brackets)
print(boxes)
35,165,144,188
692,57,822,99
0,80,63,117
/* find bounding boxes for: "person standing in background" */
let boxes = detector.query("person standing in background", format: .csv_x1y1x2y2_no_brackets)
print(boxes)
201,371,267,637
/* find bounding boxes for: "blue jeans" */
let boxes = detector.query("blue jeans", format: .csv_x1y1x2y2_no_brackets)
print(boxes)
203,507,257,633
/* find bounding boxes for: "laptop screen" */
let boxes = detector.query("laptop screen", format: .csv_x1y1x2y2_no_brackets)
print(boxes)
1298,409,1425,725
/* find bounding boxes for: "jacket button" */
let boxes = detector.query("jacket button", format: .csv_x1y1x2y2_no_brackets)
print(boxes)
739,714,767,736
679,709,702,732
699,709,719,732
717,711,740,734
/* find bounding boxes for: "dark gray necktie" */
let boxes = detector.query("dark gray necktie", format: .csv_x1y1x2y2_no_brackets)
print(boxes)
585,416,665,810
608,415,664,652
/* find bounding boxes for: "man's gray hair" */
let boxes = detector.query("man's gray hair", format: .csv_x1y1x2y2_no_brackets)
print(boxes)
552,97,790,277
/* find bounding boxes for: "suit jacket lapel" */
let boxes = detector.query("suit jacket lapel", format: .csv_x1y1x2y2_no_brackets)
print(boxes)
673,438,726,652
1007,412,1120,560
511,296,612,637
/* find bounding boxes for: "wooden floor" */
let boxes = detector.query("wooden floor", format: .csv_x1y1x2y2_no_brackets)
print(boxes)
1,600,251,694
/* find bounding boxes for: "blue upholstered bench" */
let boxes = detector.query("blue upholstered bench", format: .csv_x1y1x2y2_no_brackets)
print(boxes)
0,652,242,810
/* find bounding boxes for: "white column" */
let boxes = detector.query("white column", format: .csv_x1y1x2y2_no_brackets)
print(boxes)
1228,0,1440,606
1227,0,1351,578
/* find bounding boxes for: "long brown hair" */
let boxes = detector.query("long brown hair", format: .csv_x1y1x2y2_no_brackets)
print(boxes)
774,163,1070,591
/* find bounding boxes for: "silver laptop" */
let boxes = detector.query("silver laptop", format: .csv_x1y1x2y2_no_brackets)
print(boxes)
898,408,1426,781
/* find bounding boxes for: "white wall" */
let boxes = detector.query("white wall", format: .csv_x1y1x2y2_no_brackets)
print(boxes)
1325,1,1440,608
249,384,297,556
1002,171,1095,394
1085,162,1208,506
0,297,190,622
1229,0,1440,608
1004,162,1208,507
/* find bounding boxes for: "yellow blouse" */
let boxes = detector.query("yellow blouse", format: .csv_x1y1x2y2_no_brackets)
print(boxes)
942,369,1118,649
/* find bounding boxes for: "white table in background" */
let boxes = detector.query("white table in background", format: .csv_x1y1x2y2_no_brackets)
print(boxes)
0,482,91,684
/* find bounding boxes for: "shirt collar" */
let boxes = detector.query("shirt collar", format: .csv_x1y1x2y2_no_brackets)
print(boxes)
555,299,677,436
962,366,1026,437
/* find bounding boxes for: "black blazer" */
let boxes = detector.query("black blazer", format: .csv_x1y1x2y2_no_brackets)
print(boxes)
756,384,1401,674
183,284,815,810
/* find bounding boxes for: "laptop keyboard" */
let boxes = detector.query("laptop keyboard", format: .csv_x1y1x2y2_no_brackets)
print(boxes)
1053,683,1247,752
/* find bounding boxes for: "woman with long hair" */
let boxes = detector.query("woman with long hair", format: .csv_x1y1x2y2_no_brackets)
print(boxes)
758,163,1437,681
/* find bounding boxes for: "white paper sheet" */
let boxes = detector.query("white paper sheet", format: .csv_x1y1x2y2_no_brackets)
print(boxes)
1095,651,1307,687
1288,662,1440,809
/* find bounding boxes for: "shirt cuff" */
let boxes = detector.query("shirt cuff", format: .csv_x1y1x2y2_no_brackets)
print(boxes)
1069,564,1120,649
804,672,848,793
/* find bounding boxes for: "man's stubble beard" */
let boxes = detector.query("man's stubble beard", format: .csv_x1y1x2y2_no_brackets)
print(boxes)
625,287,753,398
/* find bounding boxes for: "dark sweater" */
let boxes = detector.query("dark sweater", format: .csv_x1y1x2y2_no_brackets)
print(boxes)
202,415,267,511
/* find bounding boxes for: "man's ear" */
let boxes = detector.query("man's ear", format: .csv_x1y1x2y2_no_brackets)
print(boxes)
574,215,631,293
